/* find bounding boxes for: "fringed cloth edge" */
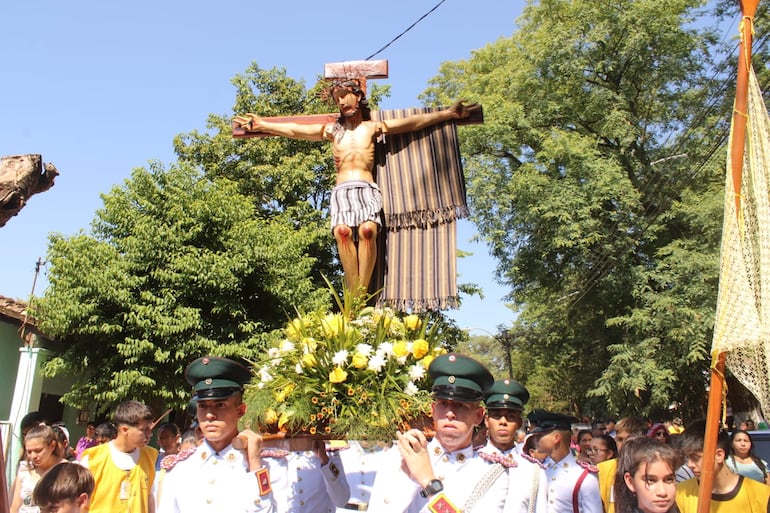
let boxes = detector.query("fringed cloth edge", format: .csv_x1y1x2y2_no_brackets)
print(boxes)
370,108,468,312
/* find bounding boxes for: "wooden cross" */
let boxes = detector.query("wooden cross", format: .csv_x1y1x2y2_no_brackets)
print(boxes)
231,59,481,138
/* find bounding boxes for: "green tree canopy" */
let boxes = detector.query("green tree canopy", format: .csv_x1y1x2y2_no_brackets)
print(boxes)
421,0,734,418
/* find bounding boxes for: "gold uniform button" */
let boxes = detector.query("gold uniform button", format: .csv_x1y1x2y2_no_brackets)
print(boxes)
442,456,449,462
298,476,303,482
206,498,213,504
254,499,261,506
457,454,466,462
433,447,441,455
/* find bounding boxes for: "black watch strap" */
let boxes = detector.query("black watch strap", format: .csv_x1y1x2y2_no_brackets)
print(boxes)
419,479,444,498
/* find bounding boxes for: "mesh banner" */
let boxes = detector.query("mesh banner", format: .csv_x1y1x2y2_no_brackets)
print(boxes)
712,66,770,415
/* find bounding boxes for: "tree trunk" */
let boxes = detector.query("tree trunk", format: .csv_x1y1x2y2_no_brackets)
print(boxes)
0,154,58,227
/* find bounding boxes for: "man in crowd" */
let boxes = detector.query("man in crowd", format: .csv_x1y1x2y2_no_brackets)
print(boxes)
676,419,770,511
157,356,282,513
478,379,548,513
80,400,158,513
597,415,647,513
368,353,508,513
530,410,602,513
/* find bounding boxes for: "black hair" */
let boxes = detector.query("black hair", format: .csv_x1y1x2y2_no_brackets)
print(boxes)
593,434,618,459
729,429,767,480
613,437,681,513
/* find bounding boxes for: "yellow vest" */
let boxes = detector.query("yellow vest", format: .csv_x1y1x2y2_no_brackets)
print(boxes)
83,443,157,513
597,458,617,513
676,475,770,513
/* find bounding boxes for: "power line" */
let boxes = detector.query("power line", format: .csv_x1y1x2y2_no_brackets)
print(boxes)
363,0,448,61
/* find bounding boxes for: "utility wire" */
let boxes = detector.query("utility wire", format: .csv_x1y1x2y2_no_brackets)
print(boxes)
363,0,448,61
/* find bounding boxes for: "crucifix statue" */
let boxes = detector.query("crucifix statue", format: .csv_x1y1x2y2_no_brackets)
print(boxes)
233,60,481,309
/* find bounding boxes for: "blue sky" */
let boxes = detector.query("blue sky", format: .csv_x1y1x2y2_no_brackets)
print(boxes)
0,0,523,335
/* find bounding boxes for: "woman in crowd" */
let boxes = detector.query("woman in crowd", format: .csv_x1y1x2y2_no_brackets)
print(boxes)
646,423,672,444
575,428,593,463
726,429,769,484
10,425,69,513
588,434,618,465
522,432,548,464
613,437,681,513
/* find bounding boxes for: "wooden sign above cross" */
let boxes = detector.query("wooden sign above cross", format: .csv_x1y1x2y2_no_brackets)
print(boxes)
231,59,481,138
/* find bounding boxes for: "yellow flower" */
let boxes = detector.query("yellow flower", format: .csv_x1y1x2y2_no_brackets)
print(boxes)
351,352,368,369
404,314,421,331
278,412,290,429
329,366,348,384
302,353,318,368
421,354,435,369
412,339,429,359
275,383,295,402
286,319,303,341
302,337,317,353
434,346,447,355
393,340,409,358
322,313,345,336
310,426,317,435
264,408,278,425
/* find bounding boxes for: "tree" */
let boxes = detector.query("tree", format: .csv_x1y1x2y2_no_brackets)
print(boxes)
421,0,733,417
36,162,329,414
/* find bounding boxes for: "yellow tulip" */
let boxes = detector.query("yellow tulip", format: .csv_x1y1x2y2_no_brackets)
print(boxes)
351,352,368,369
329,366,348,384
412,339,429,359
302,353,318,368
322,313,345,336
278,412,290,429
264,408,278,424
404,314,421,331
393,340,409,358
421,354,435,369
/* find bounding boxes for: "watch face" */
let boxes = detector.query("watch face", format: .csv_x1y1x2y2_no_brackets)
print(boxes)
429,479,443,493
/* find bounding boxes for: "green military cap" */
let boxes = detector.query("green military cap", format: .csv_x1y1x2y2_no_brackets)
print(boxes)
485,378,529,410
185,356,251,400
527,409,578,433
429,353,494,402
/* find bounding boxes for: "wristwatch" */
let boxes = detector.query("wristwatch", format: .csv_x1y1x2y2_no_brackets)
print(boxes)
419,479,444,498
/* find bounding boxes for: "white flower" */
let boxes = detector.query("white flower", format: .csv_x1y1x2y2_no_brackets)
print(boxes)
404,382,419,396
408,364,425,381
267,347,280,359
295,363,304,374
396,356,408,365
280,340,295,353
368,354,387,373
378,342,394,357
332,350,349,366
356,343,373,356
258,367,274,383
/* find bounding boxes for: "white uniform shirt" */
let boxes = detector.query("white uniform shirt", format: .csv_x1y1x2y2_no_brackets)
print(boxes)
156,439,280,513
478,441,548,513
335,441,390,511
368,438,508,513
543,452,602,513
277,448,349,513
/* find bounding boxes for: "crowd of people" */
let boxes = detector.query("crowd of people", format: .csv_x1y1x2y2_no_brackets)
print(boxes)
7,353,770,513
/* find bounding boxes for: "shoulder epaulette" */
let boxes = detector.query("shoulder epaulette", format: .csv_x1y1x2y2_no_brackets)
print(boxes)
162,447,196,471
478,450,518,468
519,453,546,469
577,459,599,473
260,449,289,459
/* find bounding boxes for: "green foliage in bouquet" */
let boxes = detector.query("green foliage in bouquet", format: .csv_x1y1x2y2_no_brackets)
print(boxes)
243,286,448,440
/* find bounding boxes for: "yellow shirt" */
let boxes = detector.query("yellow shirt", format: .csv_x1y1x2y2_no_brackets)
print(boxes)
82,442,157,513
597,458,617,513
676,475,770,513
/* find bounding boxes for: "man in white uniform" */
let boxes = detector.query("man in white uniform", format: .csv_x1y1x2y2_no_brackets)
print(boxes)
529,410,602,513
279,440,349,513
478,379,548,513
157,356,282,513
368,353,508,513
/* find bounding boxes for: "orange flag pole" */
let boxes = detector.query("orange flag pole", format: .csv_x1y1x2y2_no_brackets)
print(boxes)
697,2,758,513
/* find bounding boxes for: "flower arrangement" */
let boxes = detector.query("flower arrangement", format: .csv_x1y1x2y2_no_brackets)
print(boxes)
243,288,447,440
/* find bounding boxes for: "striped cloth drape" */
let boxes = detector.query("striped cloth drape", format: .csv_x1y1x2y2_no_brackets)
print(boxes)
370,107,468,312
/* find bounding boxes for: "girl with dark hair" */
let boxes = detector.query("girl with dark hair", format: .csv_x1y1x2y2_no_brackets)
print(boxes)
613,437,681,513
589,434,618,465
576,428,593,462
646,423,672,444
10,425,68,513
727,429,769,484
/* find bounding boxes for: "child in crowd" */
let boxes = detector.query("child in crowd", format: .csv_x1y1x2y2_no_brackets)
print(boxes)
614,437,681,513
33,462,95,513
